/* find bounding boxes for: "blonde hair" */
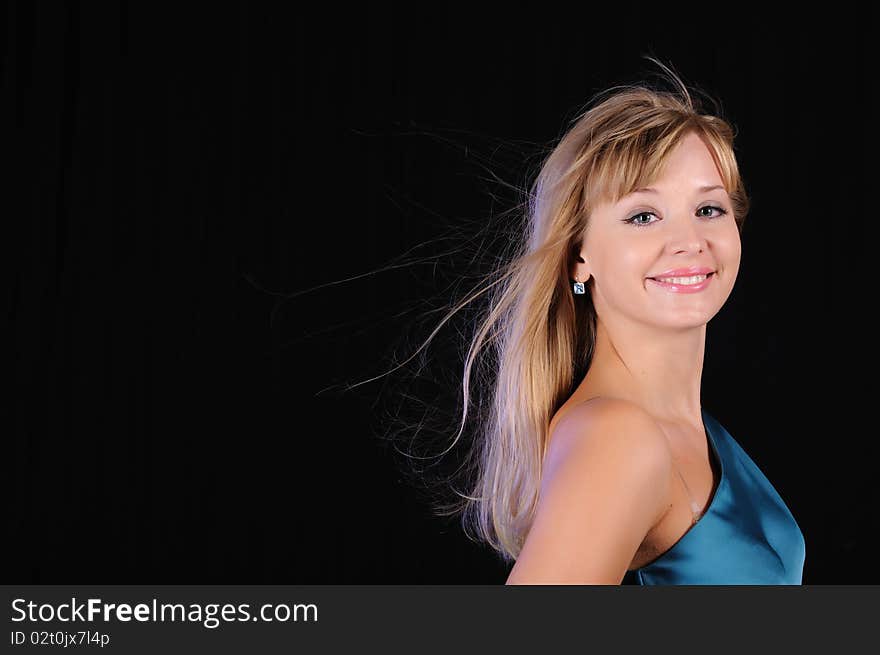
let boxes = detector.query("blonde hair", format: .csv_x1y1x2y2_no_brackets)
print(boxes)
377,57,750,564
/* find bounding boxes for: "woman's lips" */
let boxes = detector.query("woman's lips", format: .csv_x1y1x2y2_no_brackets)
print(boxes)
647,272,714,293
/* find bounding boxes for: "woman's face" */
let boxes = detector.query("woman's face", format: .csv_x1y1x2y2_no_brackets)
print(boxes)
577,131,742,330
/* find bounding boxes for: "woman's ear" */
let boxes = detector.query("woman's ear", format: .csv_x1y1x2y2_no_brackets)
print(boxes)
571,253,592,283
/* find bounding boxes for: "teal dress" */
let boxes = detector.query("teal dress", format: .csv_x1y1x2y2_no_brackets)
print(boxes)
623,408,806,585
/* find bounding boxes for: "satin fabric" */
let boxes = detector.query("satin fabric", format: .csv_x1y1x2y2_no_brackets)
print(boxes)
624,408,805,585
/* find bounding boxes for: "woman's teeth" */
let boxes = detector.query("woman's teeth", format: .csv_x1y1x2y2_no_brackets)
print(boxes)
653,274,708,285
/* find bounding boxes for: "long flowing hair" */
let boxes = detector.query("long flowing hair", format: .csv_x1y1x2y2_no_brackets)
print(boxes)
375,57,751,564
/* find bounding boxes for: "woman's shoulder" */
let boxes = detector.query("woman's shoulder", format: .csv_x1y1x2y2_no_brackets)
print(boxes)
533,396,675,573
545,396,672,474
548,395,661,444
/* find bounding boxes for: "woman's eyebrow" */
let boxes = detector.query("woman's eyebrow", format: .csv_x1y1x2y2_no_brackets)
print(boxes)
631,184,726,194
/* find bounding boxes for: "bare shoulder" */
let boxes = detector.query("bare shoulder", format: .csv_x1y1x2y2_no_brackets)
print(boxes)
544,397,672,480
506,397,672,584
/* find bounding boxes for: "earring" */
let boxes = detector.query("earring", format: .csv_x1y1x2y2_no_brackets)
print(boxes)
572,278,585,295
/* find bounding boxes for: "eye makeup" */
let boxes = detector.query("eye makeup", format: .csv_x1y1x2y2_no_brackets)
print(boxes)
622,205,729,227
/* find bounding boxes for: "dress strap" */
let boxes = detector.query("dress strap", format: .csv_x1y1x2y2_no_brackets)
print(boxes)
659,419,708,526
674,466,704,525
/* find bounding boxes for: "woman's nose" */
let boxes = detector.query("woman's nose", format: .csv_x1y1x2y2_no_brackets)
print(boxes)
668,217,706,254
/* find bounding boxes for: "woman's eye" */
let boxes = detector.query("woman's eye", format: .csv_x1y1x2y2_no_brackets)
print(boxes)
624,212,658,226
623,205,728,227
698,205,728,218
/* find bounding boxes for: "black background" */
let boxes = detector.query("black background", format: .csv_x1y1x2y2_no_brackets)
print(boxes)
7,2,876,583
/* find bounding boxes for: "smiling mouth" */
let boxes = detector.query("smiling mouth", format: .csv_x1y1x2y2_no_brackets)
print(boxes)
647,272,715,285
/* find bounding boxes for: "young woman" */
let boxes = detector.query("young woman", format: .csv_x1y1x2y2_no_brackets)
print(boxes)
422,60,805,584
